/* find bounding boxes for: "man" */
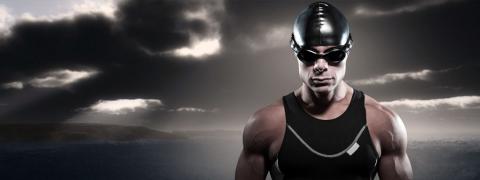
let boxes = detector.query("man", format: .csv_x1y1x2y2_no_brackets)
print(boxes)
235,1,413,180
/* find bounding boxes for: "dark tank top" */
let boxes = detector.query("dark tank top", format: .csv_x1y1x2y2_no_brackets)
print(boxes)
270,89,380,180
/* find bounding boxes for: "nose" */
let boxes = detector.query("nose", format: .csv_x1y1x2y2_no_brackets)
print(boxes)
313,58,328,74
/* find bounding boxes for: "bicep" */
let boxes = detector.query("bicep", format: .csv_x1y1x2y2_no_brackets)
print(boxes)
235,149,268,180
377,111,413,180
235,111,276,180
378,151,413,180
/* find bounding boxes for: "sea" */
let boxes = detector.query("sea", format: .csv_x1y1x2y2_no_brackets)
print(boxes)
0,136,479,180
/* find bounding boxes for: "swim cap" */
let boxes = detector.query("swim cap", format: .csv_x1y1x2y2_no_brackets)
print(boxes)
291,1,351,52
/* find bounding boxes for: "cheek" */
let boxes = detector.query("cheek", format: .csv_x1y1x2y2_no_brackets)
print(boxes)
298,63,312,79
331,63,346,80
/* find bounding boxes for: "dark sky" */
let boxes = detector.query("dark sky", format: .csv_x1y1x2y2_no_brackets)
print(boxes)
0,0,479,139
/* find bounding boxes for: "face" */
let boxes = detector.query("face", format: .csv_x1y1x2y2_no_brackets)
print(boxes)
297,45,349,94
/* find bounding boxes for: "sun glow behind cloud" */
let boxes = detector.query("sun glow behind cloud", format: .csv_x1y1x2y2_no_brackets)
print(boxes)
170,2,223,59
139,3,224,59
173,38,221,58
88,99,163,115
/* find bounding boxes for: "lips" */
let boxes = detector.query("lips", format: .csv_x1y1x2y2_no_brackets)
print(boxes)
311,77,332,81
310,77,332,86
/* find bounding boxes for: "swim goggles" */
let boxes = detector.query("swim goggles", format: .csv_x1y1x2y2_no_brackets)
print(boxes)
290,34,352,64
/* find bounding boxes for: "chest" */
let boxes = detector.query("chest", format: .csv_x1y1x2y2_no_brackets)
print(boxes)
275,123,379,178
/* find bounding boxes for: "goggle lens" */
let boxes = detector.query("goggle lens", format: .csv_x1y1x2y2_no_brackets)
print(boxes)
298,48,347,64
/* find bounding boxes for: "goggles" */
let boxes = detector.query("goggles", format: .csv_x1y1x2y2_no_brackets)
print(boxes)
290,34,352,64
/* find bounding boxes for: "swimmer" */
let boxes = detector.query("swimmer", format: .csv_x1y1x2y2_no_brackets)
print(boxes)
235,1,413,180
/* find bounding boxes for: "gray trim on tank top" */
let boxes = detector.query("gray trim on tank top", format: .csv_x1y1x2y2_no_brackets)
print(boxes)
287,124,367,158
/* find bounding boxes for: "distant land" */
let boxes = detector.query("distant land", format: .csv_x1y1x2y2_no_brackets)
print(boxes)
171,129,242,139
0,123,186,142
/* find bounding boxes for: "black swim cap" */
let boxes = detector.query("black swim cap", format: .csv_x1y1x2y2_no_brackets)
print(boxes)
291,1,352,52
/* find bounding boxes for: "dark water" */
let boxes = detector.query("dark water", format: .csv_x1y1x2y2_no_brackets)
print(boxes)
408,139,480,180
0,138,479,180
0,138,242,180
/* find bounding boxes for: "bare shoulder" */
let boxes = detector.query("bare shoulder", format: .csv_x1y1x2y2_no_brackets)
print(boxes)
242,99,285,158
363,93,409,155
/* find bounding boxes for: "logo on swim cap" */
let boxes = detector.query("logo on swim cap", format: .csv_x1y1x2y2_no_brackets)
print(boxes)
291,1,351,50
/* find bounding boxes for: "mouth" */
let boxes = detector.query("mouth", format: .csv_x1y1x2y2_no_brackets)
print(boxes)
311,77,333,81
310,77,332,86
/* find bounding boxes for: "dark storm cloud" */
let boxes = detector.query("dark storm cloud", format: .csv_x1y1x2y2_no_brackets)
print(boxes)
0,14,136,82
0,0,220,123
0,12,145,121
115,0,217,52
0,0,479,132
0,0,220,83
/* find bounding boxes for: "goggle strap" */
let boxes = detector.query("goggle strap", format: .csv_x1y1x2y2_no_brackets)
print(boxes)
290,33,353,52
290,33,301,54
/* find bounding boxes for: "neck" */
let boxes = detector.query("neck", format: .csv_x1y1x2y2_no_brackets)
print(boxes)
296,81,349,108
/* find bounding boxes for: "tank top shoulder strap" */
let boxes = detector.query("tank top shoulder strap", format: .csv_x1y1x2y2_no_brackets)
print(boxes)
352,88,364,106
282,92,300,123
350,88,367,125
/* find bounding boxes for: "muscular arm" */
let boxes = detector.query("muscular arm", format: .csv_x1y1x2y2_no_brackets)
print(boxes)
235,104,283,180
235,145,269,180
377,108,413,180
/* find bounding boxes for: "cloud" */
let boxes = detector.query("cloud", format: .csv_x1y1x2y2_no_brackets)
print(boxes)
350,69,432,86
139,0,224,59
171,37,221,58
381,96,480,110
88,98,163,115
354,0,463,17
170,107,218,113
28,69,98,88
350,66,461,86
173,1,224,58
1,69,98,90
71,0,118,19
1,81,24,89
18,0,117,22
0,5,15,36
0,0,118,38
0,0,231,124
